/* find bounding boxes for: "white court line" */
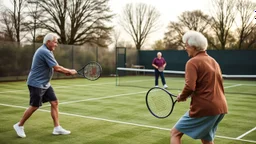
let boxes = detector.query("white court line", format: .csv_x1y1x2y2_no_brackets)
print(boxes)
0,78,255,94
120,79,153,83
41,90,147,108
224,84,243,89
0,82,251,109
0,79,152,94
0,82,115,94
51,84,244,106
236,127,256,139
0,103,256,143
54,82,114,88
0,82,247,107
241,84,256,86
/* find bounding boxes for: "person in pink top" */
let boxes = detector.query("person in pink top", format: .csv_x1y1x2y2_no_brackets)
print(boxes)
170,31,228,144
152,52,168,88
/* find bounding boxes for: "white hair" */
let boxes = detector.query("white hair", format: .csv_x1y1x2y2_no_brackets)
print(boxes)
182,31,208,51
43,33,58,44
157,52,162,56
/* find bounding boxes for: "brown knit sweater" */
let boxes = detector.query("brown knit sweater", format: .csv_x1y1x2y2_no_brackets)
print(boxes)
180,51,228,117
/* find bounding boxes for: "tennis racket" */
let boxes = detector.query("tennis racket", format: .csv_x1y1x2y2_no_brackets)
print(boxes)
158,67,165,72
146,87,177,118
77,61,102,81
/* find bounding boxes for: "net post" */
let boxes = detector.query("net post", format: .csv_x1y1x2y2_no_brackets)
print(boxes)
116,69,118,86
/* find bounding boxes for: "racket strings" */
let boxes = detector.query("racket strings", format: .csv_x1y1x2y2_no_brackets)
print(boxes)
158,67,164,72
84,63,101,80
147,89,174,117
151,96,168,111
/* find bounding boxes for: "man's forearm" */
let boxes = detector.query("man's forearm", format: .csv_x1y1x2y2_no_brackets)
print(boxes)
54,65,72,74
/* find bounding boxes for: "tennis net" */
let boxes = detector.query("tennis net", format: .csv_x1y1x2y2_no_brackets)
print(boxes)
116,67,256,96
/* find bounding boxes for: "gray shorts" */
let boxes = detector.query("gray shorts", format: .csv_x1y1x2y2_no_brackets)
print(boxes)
174,111,225,141
28,85,57,107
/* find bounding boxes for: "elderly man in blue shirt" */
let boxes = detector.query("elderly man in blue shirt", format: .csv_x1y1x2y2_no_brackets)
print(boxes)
13,33,77,138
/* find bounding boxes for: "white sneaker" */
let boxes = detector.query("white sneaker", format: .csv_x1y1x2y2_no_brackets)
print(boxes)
13,122,26,138
52,126,71,135
164,84,168,89
155,85,159,87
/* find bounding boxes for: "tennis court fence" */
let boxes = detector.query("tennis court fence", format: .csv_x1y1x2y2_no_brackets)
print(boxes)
0,41,118,81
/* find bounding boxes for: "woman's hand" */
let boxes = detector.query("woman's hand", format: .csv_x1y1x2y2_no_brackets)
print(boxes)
177,94,187,102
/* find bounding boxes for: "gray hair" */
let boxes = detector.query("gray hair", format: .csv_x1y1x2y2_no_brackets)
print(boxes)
43,33,58,44
182,31,208,51
157,52,162,56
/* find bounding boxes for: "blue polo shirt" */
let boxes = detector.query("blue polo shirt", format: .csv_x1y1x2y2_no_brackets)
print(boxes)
27,44,58,89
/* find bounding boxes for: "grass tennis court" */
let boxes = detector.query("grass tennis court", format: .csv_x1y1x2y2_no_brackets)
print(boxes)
0,76,255,144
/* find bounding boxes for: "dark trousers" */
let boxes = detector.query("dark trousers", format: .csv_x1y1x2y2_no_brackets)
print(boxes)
154,69,166,86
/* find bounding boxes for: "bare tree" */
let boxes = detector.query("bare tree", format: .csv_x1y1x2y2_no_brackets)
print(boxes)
35,0,113,46
240,24,256,49
164,10,214,49
119,3,161,50
25,0,42,43
164,21,184,50
152,40,165,50
210,0,237,50
6,0,28,42
236,0,256,49
178,10,211,33
0,11,15,41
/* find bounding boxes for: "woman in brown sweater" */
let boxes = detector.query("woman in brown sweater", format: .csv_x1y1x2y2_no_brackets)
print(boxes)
170,31,228,144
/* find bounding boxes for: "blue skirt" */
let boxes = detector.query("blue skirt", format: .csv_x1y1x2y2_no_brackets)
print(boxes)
174,111,225,141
